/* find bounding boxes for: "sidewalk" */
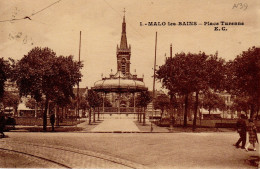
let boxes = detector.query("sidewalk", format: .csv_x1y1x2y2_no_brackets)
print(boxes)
11,118,235,133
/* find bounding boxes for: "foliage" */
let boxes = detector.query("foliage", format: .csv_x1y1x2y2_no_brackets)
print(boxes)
156,52,225,127
104,97,112,107
157,52,209,95
226,47,260,117
0,58,11,100
2,92,20,111
86,90,102,108
15,47,82,102
202,91,226,114
79,98,89,110
85,90,102,124
135,91,152,109
25,98,36,109
25,97,45,110
206,54,226,91
129,96,135,107
14,47,82,131
154,93,170,115
230,95,251,114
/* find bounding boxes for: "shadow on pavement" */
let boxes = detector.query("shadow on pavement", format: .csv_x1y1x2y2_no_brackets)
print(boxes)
246,155,259,167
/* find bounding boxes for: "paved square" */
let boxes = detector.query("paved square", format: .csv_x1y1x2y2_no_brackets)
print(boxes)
1,132,259,168
91,118,140,132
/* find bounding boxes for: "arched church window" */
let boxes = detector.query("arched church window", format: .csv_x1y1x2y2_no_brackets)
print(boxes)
121,58,126,75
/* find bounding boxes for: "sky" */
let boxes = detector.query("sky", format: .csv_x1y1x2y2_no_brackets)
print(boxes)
0,0,259,91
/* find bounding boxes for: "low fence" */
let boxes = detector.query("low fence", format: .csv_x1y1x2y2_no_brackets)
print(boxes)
94,107,142,113
14,117,81,126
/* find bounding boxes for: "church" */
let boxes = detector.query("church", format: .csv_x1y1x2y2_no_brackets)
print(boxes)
92,12,147,113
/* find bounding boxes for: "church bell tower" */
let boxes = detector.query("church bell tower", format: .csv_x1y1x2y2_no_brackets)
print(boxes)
116,9,131,77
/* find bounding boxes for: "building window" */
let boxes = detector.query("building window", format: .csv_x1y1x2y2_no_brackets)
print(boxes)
121,58,126,75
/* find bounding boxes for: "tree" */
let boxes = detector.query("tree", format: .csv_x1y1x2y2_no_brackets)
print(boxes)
14,47,82,131
104,97,112,107
226,47,260,118
157,52,226,129
206,54,226,92
230,95,251,118
135,91,152,125
25,98,46,110
154,94,170,119
202,91,225,114
0,58,11,101
157,52,208,127
86,90,102,124
79,98,89,118
26,98,39,117
25,98,37,110
2,91,20,116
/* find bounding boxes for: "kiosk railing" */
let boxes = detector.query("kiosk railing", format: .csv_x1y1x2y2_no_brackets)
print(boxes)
94,107,142,113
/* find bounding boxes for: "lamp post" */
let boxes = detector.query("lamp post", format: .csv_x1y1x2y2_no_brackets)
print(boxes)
151,31,157,132
76,31,81,122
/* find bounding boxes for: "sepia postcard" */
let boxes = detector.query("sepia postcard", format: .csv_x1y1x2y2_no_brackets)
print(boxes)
0,0,259,168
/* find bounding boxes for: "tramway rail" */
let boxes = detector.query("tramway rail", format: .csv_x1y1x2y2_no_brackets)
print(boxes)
0,140,145,169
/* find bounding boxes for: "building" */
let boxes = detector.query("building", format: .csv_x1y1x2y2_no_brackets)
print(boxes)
92,12,148,113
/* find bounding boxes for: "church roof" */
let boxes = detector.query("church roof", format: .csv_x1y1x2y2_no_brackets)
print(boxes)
119,15,128,49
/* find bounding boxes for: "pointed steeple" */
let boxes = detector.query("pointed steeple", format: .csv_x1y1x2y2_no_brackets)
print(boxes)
120,8,128,49
117,8,131,77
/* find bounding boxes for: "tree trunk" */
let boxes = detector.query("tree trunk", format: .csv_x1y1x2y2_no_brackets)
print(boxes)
56,106,59,126
98,107,100,120
60,107,63,123
140,109,142,123
138,111,140,122
89,108,91,124
43,98,49,132
184,94,189,127
140,111,142,122
193,92,199,131
199,110,202,126
160,109,164,120
93,108,96,122
143,107,146,125
170,94,174,127
250,104,255,119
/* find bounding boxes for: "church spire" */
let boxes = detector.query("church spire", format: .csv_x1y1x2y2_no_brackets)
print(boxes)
117,8,131,76
120,8,128,49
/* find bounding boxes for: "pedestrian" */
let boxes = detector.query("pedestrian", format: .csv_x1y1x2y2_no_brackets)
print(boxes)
245,119,258,151
233,114,247,149
0,111,5,138
50,113,55,132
